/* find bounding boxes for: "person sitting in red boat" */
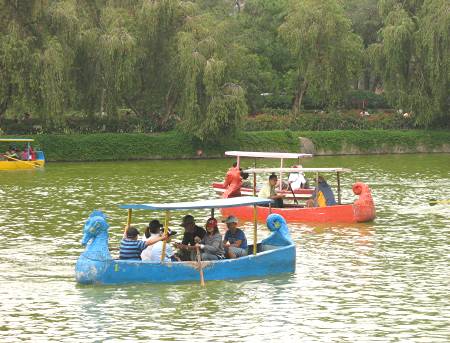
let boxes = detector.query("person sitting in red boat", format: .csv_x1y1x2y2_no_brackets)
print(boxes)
307,176,337,207
223,162,242,198
288,165,309,190
258,174,285,208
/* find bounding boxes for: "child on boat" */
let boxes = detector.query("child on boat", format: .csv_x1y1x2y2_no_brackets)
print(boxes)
119,225,167,260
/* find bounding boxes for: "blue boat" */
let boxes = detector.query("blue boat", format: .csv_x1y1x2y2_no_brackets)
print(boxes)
75,197,295,285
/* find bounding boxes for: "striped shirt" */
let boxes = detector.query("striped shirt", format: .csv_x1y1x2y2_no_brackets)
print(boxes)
119,239,146,260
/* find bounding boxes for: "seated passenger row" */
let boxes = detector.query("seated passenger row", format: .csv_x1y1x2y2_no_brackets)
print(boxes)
119,215,248,262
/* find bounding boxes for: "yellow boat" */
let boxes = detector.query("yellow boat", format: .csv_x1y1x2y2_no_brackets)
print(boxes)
0,138,45,171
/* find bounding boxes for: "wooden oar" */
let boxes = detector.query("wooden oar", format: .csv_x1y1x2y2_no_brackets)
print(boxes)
196,245,205,287
0,154,41,168
288,182,299,205
429,199,450,206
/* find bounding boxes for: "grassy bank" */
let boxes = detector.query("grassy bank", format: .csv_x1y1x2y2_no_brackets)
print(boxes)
1,130,449,162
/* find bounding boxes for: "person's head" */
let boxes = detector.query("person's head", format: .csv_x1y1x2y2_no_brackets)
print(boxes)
145,219,163,238
205,217,219,234
224,215,238,231
232,162,238,168
126,226,140,240
181,215,196,231
318,175,325,183
240,171,249,180
269,174,278,186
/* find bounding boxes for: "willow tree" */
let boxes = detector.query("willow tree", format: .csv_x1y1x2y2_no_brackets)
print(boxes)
176,11,247,143
279,0,363,115
372,0,449,127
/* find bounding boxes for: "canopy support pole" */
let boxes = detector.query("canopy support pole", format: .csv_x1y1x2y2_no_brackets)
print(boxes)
315,172,319,206
126,209,132,228
253,172,257,196
337,172,341,204
210,208,214,218
237,156,240,168
279,158,284,191
161,211,169,262
253,205,257,255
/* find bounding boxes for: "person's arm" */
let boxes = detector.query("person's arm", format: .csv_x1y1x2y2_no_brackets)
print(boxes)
122,225,128,239
144,234,167,247
202,235,223,254
229,239,242,248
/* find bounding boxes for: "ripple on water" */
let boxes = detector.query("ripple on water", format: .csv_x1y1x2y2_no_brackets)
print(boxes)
0,155,449,341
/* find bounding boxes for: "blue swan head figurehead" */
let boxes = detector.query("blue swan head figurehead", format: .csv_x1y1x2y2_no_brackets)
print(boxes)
262,213,293,246
81,210,109,246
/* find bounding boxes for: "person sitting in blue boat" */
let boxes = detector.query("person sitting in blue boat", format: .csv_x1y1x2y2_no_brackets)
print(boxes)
223,215,248,259
141,220,179,262
307,175,337,207
258,174,285,208
195,217,225,261
141,220,177,261
119,225,167,260
174,215,206,261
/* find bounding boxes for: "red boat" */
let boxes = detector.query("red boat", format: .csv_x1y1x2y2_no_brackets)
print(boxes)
221,181,376,223
216,160,376,223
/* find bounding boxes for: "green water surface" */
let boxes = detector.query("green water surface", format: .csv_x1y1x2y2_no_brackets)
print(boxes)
0,154,449,342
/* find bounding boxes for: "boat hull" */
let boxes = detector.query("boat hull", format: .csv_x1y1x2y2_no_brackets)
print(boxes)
76,244,295,285
0,159,45,170
0,151,45,171
221,203,375,223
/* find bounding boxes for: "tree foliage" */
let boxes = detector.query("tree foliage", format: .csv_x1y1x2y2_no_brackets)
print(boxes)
0,0,448,134
279,0,363,115
372,0,449,126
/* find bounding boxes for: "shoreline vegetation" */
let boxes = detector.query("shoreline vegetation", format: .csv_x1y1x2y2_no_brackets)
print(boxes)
1,130,448,162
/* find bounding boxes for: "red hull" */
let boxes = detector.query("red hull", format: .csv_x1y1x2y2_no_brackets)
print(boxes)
221,203,375,223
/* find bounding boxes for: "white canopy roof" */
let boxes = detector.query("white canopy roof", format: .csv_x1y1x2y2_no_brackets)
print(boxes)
225,151,312,159
120,196,273,211
0,138,34,142
244,167,352,173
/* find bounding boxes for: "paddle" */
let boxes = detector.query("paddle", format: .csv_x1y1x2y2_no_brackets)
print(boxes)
0,154,41,168
429,199,450,206
288,182,299,205
196,245,205,287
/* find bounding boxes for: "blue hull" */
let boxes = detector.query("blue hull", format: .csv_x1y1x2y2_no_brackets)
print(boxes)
76,244,295,285
75,211,295,285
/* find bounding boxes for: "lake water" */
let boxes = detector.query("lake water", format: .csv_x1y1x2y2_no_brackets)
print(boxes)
1,154,449,342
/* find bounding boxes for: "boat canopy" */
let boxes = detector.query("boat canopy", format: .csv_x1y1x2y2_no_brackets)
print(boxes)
244,167,352,174
120,196,273,211
225,151,312,159
0,138,34,142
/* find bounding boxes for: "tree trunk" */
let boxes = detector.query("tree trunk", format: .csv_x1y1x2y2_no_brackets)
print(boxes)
292,79,308,117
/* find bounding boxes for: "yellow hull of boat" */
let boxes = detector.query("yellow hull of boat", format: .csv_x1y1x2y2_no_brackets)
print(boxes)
0,160,45,171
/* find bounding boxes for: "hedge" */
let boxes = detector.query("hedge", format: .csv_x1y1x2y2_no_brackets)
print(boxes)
1,130,448,161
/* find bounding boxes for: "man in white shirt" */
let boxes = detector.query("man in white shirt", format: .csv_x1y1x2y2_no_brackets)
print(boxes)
288,165,308,190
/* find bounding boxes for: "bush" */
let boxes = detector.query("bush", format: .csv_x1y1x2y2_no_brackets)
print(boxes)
345,90,390,109
242,111,416,131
